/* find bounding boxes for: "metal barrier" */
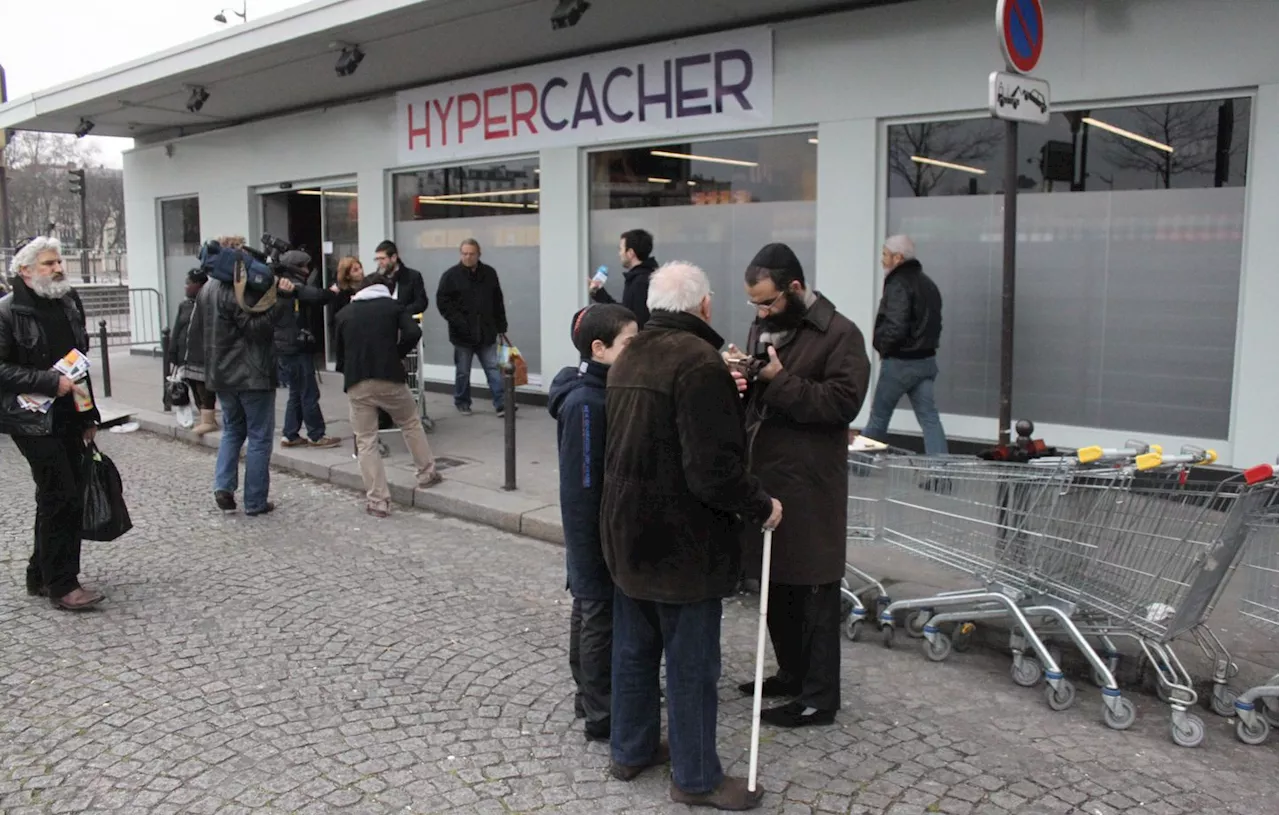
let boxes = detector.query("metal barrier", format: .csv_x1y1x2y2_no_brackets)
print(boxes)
503,367,517,490
83,286,168,404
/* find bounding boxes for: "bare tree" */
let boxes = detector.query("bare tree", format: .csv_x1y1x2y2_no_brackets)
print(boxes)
2,132,124,248
889,121,1003,197
1099,101,1244,189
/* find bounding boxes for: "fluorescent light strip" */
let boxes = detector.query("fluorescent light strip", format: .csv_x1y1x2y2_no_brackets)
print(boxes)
418,187,541,201
910,155,987,175
649,150,758,168
417,197,532,208
1082,117,1174,153
808,138,819,145
647,177,672,184
296,189,358,197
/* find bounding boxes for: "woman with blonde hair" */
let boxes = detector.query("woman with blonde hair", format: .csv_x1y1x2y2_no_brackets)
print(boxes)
330,256,365,314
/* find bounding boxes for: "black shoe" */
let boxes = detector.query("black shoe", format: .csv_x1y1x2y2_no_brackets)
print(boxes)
759,701,836,729
215,490,236,511
245,502,276,517
738,676,801,698
25,576,47,597
457,405,473,416
496,405,518,418
584,718,611,743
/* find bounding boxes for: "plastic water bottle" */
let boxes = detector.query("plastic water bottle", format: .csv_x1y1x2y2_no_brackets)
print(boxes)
592,265,609,286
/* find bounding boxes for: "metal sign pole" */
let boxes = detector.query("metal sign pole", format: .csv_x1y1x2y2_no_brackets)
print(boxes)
0,64,12,253
997,118,1018,448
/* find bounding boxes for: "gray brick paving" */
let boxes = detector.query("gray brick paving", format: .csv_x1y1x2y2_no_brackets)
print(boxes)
1,432,1276,814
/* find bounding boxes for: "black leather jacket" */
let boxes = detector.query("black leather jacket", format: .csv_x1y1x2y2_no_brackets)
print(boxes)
873,259,943,359
0,280,101,436
188,280,278,392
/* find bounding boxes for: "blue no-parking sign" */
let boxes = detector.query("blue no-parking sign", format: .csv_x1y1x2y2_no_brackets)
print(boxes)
996,0,1045,74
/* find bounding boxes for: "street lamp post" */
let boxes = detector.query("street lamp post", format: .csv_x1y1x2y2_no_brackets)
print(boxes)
0,63,13,254
213,1,247,23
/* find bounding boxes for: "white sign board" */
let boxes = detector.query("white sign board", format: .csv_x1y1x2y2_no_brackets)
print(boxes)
988,70,1050,125
394,28,773,165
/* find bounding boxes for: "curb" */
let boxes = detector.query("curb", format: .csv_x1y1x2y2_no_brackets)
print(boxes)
106,401,566,547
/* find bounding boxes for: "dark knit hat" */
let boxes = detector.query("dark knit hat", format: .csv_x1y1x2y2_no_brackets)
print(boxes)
280,249,312,269
186,268,208,285
748,242,803,276
570,305,593,343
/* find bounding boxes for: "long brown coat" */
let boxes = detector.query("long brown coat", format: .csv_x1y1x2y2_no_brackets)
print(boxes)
741,294,870,586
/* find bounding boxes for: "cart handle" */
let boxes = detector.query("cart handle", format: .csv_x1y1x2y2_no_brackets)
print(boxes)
1134,448,1218,471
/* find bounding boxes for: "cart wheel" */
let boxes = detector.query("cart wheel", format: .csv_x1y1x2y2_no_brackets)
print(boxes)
906,610,931,639
881,624,894,649
1011,658,1042,688
952,622,975,652
846,619,863,643
840,594,854,621
1209,686,1238,718
1171,713,1206,748
1103,697,1137,731
1235,716,1271,745
1262,699,1279,729
923,633,952,663
421,417,435,434
1045,680,1076,712
377,440,390,458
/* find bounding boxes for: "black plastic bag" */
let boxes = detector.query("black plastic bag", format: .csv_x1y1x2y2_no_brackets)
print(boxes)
82,443,133,542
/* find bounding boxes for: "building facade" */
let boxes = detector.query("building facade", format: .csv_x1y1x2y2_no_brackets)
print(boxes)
9,0,1276,464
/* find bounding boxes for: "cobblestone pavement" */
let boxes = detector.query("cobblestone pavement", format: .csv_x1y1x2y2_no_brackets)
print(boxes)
1,432,1276,815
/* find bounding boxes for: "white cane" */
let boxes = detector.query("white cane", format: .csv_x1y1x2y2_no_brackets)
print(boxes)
747,526,774,793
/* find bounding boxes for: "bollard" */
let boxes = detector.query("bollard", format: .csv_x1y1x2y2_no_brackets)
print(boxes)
502,366,517,491
160,327,172,412
97,320,112,399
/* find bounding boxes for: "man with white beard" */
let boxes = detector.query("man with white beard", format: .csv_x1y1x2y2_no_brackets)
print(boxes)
0,237,104,610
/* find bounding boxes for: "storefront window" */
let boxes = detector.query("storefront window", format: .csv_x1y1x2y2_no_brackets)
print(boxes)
588,132,817,346
392,158,541,374
160,196,201,325
885,98,1251,438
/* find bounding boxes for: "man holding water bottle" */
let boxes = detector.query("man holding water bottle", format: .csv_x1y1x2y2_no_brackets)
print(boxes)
589,229,658,329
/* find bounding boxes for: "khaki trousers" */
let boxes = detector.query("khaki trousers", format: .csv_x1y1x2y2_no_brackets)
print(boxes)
347,379,438,509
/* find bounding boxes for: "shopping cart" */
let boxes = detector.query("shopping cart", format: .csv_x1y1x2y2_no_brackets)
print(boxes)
841,437,913,641
1230,486,1279,745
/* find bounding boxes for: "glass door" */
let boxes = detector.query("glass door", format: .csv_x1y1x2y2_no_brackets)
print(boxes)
319,186,359,367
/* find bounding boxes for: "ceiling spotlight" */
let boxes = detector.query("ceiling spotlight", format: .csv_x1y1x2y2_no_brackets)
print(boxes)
214,3,247,24
186,86,210,113
74,118,95,138
551,0,590,30
335,46,365,77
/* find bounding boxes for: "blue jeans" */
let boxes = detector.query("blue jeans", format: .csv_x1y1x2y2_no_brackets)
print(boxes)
863,357,950,456
214,390,277,513
453,344,505,411
278,353,325,442
612,589,723,795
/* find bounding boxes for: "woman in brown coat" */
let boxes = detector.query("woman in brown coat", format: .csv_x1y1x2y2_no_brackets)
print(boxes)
729,243,870,728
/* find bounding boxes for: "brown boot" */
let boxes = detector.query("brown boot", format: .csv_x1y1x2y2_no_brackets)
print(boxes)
192,409,219,436
610,742,670,781
669,776,764,811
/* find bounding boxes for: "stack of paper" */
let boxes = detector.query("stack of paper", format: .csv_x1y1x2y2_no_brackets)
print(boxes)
16,350,92,414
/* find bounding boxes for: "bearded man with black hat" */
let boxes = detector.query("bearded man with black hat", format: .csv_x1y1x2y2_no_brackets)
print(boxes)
727,242,871,728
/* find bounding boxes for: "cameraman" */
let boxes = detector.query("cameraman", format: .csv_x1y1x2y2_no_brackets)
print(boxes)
189,234,290,516
273,250,339,449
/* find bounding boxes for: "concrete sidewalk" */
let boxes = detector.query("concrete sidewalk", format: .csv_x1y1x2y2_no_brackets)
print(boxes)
98,350,1276,693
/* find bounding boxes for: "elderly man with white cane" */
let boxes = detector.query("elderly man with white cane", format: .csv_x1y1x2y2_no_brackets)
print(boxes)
602,261,781,810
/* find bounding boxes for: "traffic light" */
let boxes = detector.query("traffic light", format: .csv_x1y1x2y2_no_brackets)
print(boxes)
68,168,85,197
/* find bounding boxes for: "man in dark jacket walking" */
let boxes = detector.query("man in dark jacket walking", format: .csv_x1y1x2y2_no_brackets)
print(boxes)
436,238,509,416
272,250,339,449
0,237,104,610
171,269,218,434
335,273,442,518
189,235,288,516
589,228,658,328
373,240,429,316
862,235,948,455
728,243,870,728
548,304,639,743
603,261,782,811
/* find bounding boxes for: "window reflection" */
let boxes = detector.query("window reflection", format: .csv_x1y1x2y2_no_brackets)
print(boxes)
394,159,540,221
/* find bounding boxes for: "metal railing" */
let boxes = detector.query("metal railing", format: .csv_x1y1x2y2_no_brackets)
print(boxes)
85,287,168,403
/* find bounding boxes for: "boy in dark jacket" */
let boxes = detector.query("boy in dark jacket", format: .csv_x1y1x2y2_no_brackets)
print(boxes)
547,304,638,742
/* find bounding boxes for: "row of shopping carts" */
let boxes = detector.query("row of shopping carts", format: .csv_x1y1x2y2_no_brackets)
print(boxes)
840,436,1278,748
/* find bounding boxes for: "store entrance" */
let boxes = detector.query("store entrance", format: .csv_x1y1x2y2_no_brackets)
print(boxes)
258,184,359,367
